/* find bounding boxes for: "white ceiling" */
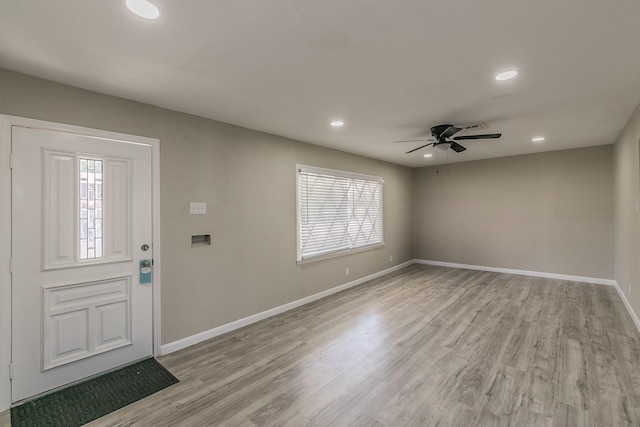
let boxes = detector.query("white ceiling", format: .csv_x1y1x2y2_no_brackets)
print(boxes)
1,0,640,167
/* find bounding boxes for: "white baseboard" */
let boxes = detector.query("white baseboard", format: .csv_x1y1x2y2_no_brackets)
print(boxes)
417,259,640,333
613,281,640,334
417,259,640,334
414,259,617,287
161,258,628,356
160,260,415,355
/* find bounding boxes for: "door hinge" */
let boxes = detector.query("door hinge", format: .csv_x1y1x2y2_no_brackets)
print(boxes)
9,152,13,169
9,363,13,380
9,258,12,275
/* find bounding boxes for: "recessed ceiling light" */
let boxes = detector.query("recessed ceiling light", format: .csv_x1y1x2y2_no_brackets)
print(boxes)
126,0,160,19
330,120,344,127
495,70,518,81
423,154,433,158
532,136,545,142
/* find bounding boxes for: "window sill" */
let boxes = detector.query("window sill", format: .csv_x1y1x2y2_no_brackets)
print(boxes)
296,243,385,265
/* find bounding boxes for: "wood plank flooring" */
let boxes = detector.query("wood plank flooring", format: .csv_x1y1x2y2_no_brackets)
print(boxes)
3,264,640,426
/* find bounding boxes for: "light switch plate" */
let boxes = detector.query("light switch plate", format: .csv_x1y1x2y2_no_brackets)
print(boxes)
190,202,206,215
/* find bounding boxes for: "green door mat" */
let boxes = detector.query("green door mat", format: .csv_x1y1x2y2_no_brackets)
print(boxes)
11,358,179,427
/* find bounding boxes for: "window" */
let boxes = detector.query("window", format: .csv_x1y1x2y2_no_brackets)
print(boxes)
297,165,383,262
79,158,103,260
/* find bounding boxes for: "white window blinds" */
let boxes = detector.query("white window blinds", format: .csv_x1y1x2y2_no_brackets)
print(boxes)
297,165,383,262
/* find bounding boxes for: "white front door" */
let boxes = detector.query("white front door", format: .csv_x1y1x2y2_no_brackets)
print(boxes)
11,125,154,402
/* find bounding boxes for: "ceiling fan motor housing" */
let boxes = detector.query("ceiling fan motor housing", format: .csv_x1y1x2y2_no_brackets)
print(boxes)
430,124,454,137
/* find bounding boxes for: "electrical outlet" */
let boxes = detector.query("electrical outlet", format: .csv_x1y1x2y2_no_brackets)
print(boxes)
390,255,393,262
629,285,632,296
346,267,350,275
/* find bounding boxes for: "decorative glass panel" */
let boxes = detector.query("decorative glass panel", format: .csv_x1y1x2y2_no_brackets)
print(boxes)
79,158,103,260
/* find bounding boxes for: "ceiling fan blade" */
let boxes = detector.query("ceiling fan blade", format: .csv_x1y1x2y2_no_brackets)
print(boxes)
460,124,487,131
405,143,433,154
453,133,501,141
440,126,463,139
393,138,433,144
449,141,466,153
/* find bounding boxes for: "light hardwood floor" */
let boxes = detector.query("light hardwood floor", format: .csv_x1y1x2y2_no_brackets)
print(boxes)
3,264,640,426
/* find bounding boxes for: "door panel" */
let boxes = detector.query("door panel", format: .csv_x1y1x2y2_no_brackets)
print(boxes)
42,276,132,370
11,126,153,402
42,150,76,269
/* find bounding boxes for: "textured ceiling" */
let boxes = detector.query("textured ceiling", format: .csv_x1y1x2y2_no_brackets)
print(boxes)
1,0,640,167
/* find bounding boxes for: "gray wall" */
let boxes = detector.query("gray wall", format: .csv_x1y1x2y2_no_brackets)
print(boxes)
0,66,628,349
0,68,414,344
614,102,640,313
413,146,614,279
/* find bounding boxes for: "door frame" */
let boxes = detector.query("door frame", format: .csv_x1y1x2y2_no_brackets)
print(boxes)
0,115,162,411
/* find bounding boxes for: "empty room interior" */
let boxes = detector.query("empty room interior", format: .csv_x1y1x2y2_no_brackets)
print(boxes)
1,1,640,426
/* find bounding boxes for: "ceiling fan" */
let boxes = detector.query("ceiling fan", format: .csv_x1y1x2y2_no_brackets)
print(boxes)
394,124,501,154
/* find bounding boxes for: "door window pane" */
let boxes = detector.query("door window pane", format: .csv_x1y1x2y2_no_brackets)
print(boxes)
79,158,103,260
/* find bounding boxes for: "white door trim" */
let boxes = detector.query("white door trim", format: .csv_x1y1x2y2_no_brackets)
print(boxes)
0,115,161,411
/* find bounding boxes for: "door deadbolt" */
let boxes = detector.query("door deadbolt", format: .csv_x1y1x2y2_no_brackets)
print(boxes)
141,244,150,251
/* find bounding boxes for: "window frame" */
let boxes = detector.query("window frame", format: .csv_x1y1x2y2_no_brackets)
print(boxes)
296,164,384,264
